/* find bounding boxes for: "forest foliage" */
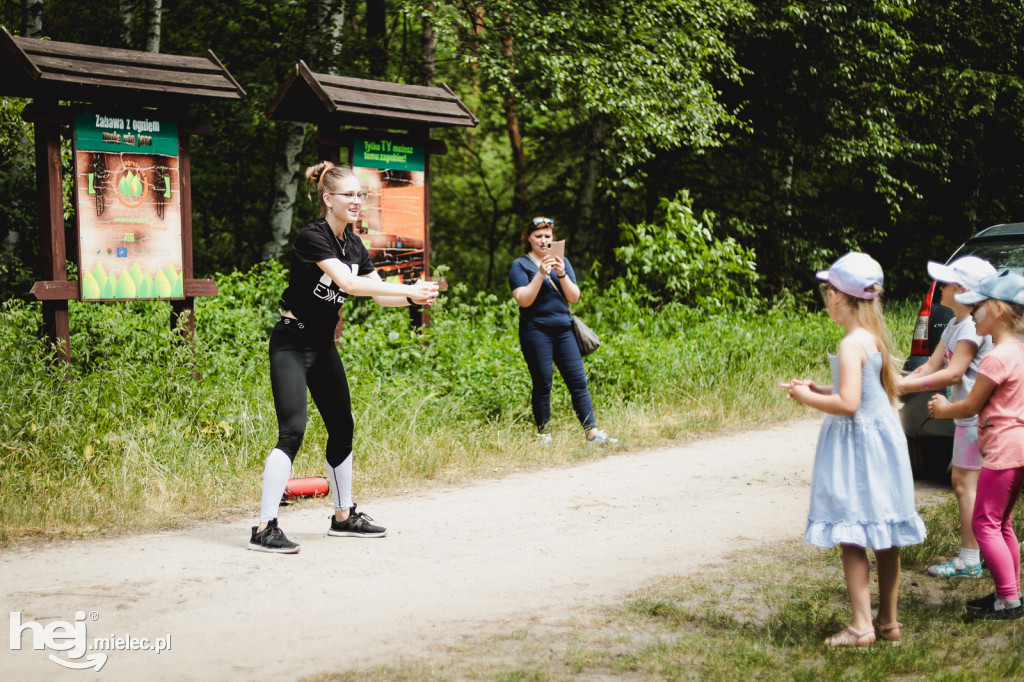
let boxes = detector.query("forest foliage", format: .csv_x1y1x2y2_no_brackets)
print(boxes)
2,0,1024,303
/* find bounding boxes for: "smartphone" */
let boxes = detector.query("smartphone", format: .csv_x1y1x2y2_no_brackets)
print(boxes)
549,240,565,259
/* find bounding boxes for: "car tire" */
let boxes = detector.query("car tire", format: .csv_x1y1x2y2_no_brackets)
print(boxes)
907,436,951,481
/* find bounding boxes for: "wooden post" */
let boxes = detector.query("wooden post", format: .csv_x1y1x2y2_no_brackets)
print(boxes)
414,129,430,328
34,113,71,364
171,129,196,339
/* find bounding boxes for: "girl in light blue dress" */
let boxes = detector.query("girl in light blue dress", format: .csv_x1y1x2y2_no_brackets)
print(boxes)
782,253,927,648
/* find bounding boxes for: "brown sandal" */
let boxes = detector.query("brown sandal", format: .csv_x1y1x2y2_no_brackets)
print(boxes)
825,626,875,648
873,619,902,645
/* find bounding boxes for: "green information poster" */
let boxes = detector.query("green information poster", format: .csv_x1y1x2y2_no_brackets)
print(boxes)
73,110,184,301
352,136,426,283
353,136,424,172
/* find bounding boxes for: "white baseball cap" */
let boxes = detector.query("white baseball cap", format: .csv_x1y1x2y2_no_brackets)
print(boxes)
816,252,884,300
926,256,996,291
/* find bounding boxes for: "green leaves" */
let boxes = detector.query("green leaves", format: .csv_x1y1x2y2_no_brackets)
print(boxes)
456,0,750,171
615,189,758,309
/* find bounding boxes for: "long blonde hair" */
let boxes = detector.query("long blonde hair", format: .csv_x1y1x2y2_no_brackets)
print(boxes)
305,161,357,218
998,301,1024,335
848,285,900,405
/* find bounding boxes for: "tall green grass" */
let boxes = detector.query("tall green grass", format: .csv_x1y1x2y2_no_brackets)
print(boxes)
0,264,916,541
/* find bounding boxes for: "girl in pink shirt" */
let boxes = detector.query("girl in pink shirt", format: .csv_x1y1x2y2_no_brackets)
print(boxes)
930,270,1024,620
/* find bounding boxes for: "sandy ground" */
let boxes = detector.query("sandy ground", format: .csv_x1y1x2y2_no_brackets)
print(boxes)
1,419,947,681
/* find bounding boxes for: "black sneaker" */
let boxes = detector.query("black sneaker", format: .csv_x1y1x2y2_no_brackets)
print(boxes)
247,519,300,553
966,592,997,613
327,505,387,538
971,599,1024,621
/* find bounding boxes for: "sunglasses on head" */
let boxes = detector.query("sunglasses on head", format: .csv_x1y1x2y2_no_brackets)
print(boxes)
532,217,554,227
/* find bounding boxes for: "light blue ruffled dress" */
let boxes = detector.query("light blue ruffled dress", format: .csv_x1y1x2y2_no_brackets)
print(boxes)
805,345,927,549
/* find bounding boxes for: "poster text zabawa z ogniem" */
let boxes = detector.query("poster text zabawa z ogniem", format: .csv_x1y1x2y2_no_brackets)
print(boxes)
74,111,184,301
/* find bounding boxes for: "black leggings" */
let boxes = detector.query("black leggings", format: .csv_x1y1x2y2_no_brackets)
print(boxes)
268,317,353,468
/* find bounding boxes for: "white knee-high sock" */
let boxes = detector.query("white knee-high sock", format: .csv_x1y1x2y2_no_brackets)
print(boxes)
327,454,353,512
259,448,292,523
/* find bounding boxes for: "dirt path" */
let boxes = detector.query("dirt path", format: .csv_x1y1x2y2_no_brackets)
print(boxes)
1,420,945,680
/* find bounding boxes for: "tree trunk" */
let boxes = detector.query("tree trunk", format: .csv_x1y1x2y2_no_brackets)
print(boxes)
366,0,387,78
421,4,436,85
499,18,527,218
329,0,347,45
264,0,344,260
23,0,43,38
119,0,135,47
263,123,308,260
144,0,162,53
11,0,45,257
573,113,606,254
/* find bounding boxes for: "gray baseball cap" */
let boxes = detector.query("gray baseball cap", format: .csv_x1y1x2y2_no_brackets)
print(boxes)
955,270,1024,306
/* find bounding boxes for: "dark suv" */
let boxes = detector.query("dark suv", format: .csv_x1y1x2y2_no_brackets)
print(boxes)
901,222,1024,478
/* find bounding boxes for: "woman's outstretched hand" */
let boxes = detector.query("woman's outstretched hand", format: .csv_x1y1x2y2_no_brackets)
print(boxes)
409,278,440,307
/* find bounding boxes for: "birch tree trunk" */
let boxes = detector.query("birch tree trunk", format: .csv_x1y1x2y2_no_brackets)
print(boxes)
23,0,43,38
263,122,308,260
10,0,44,255
144,0,162,53
119,0,135,47
263,0,347,260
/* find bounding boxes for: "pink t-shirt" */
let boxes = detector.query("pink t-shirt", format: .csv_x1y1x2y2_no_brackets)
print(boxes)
977,339,1024,469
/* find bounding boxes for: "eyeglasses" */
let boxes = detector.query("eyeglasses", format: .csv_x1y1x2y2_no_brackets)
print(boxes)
330,191,369,201
532,217,553,227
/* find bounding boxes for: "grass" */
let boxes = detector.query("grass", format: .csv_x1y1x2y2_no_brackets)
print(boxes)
0,265,914,541
303,497,1024,681
9,269,1019,678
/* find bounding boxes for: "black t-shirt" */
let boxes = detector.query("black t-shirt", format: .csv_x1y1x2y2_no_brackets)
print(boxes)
279,219,375,336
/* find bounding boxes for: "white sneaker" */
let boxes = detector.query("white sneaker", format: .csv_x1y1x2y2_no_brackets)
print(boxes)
587,429,617,446
536,433,552,446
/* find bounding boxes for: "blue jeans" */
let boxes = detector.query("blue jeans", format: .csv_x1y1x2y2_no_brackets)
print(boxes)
519,320,596,432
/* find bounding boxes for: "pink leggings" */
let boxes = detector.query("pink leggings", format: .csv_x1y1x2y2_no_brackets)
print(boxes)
973,466,1024,600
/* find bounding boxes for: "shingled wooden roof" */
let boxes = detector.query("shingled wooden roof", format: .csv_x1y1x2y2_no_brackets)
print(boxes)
0,27,245,105
267,61,476,130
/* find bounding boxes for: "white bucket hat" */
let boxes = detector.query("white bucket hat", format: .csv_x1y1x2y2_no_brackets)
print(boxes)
816,252,884,300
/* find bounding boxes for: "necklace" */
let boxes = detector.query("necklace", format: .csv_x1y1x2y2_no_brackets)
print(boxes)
332,227,347,257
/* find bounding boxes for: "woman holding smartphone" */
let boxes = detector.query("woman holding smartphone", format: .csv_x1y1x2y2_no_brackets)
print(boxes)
508,217,615,446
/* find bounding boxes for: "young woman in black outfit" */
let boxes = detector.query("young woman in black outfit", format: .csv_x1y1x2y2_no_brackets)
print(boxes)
249,161,438,553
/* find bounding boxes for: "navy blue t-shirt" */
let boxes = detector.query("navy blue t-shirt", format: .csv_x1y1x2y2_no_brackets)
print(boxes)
280,219,375,336
508,255,577,327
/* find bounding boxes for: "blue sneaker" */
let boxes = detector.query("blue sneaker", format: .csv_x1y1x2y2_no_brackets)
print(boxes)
928,557,982,578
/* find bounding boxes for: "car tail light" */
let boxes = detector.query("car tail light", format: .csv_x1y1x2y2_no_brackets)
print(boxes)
910,281,937,356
